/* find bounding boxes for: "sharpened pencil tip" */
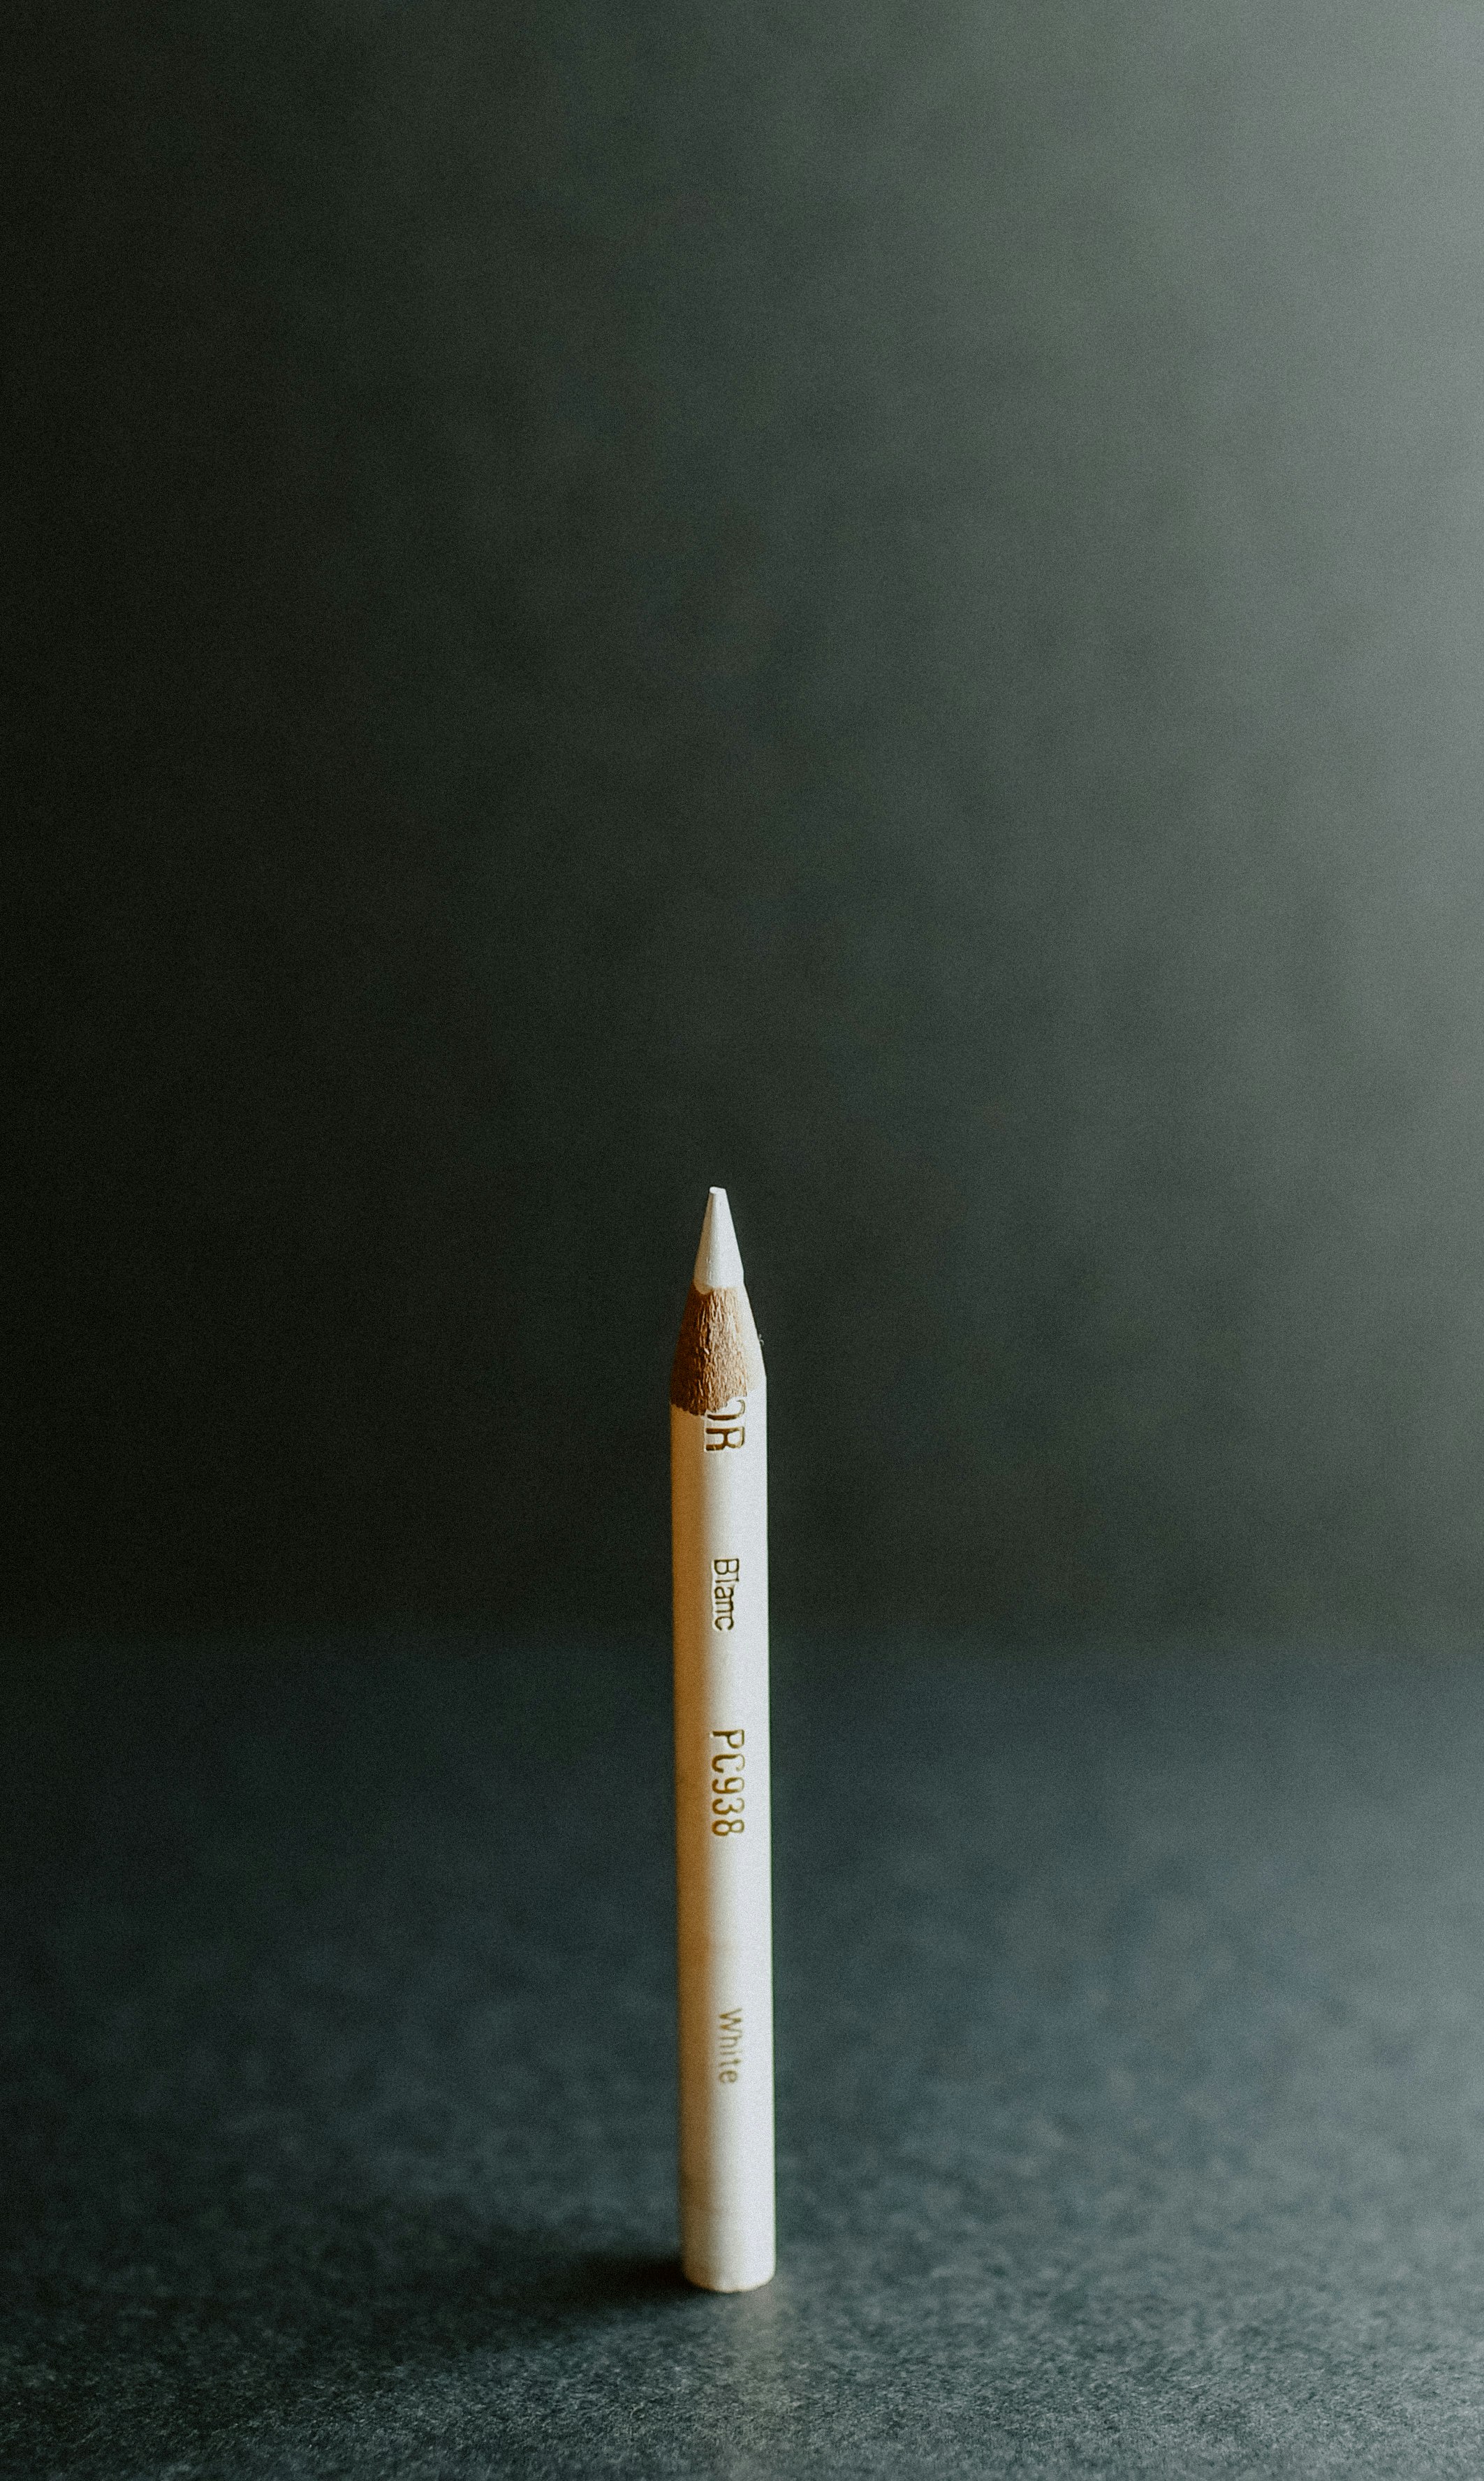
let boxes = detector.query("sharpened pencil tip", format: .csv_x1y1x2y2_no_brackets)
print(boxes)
693,1187,744,1291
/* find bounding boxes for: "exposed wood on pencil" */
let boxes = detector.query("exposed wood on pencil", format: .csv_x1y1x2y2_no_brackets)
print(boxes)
669,1283,763,1414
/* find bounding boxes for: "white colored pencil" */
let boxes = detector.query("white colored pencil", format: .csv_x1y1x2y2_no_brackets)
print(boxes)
670,1187,775,2292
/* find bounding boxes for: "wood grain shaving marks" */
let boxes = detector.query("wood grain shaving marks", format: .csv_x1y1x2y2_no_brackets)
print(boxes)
670,1285,761,1414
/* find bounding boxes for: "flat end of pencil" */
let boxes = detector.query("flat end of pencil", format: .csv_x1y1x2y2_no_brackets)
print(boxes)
692,1186,744,1293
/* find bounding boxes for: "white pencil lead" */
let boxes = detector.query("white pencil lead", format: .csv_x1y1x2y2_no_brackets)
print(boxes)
692,1186,745,1292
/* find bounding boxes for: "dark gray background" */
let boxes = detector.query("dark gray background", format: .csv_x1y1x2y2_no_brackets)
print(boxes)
10,1,1484,1640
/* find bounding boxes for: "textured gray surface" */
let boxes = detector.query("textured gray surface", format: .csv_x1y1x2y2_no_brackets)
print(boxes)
8,1635,1484,2474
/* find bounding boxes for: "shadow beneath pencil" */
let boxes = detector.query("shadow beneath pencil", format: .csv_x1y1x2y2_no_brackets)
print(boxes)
492,2237,693,2325
559,2247,693,2307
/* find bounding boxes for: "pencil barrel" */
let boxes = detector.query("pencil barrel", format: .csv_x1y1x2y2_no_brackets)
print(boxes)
671,1386,775,2292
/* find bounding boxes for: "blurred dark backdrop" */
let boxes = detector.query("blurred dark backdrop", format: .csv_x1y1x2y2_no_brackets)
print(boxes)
8,1,1484,1640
